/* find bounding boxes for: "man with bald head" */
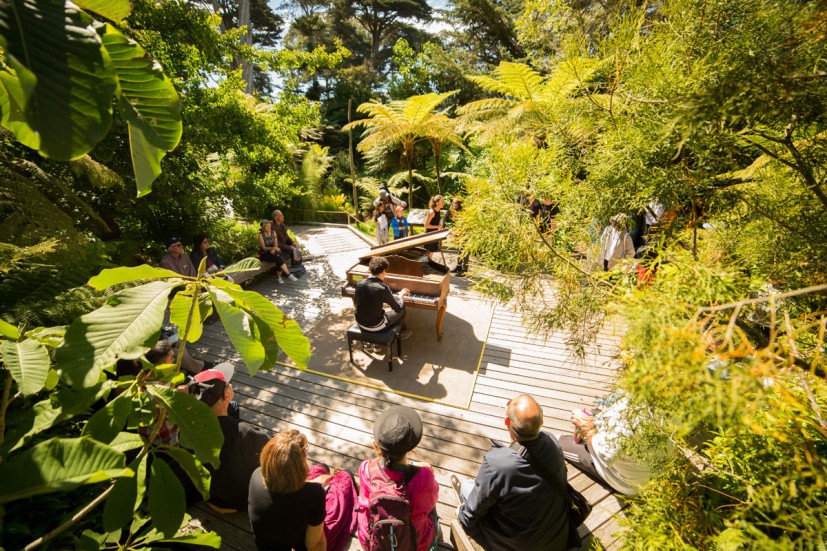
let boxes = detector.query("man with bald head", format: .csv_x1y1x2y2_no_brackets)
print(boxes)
456,394,569,550
271,210,301,263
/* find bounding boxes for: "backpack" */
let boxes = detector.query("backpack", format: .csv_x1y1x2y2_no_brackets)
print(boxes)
366,460,419,551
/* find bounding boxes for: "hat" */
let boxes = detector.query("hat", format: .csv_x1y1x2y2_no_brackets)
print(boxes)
187,362,235,406
165,236,182,248
374,405,423,456
378,189,388,198
259,219,270,228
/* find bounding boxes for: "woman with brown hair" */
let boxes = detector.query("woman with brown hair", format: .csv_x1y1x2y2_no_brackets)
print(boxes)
258,220,297,284
248,429,356,551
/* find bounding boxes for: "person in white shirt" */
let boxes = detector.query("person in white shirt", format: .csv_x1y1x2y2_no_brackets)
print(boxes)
599,213,636,271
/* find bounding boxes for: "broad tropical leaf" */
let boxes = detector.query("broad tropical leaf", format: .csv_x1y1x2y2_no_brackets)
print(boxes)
160,446,210,500
145,385,223,467
82,391,132,443
1,338,50,395
87,265,182,290
149,455,185,538
209,288,268,373
26,325,66,347
108,431,145,453
0,317,19,339
73,0,130,22
169,288,204,344
129,124,166,197
103,454,146,531
0,0,116,159
58,281,178,388
222,257,261,273
157,531,222,548
0,437,130,505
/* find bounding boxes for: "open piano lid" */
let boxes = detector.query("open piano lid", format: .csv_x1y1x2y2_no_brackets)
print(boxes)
358,228,451,261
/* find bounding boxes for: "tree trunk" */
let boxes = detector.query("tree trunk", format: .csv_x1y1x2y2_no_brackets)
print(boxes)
433,142,443,196
407,145,414,208
239,0,253,95
348,99,359,221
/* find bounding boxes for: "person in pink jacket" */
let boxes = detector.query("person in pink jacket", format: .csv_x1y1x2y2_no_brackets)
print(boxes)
356,405,440,551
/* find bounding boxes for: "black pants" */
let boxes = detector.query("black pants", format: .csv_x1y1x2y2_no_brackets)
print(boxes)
558,435,605,486
259,251,286,269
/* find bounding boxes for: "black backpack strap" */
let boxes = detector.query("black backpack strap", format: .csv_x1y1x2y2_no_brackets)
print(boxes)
510,441,571,506
403,464,419,485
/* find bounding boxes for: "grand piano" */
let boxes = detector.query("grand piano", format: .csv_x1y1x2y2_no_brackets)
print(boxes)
342,229,451,341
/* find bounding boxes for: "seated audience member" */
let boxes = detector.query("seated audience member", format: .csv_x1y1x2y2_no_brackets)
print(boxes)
160,236,196,277
390,205,409,240
187,363,268,511
538,197,560,233
558,395,670,497
258,220,298,285
456,394,569,551
146,337,206,376
354,256,411,340
249,429,357,551
600,213,635,271
272,210,302,264
356,406,440,551
373,202,390,245
191,234,226,275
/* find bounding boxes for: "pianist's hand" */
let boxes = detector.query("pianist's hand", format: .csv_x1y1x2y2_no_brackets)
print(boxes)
399,288,411,297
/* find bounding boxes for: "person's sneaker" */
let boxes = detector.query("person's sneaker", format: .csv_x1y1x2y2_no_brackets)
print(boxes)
399,328,412,340
287,274,298,282
277,275,284,284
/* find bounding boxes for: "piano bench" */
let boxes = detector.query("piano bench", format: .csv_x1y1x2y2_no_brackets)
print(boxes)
347,323,402,372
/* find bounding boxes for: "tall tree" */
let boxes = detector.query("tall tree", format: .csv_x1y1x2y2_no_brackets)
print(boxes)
444,0,525,66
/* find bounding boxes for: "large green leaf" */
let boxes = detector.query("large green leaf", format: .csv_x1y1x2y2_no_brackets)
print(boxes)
0,0,116,159
103,454,146,532
221,257,261,274
73,0,130,21
145,385,223,467
0,437,130,505
87,265,181,290
157,531,222,548
1,338,50,395
149,455,185,538
26,325,66,347
129,123,166,197
160,446,210,500
0,64,39,148
82,391,132,443
211,280,311,371
109,431,145,453
169,288,204,344
57,280,178,388
0,317,19,339
209,288,268,374
100,24,181,150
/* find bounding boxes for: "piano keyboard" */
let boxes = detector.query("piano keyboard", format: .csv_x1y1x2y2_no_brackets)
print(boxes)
342,284,438,306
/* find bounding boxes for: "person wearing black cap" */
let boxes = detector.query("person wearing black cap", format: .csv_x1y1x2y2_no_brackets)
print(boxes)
456,394,569,551
187,363,270,512
160,236,197,277
356,405,439,551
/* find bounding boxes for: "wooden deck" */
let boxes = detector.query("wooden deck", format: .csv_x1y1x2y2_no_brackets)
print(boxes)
188,224,628,550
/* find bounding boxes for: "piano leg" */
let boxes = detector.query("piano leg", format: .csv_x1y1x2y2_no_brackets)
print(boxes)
436,301,447,342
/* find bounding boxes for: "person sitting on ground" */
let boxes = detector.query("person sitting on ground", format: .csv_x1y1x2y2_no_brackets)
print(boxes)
272,209,302,264
146,332,207,376
373,202,390,245
187,363,269,512
356,405,440,551
258,220,298,285
456,394,569,551
249,429,357,551
354,256,411,341
558,394,670,497
390,205,409,240
160,236,196,277
191,234,226,275
599,213,636,271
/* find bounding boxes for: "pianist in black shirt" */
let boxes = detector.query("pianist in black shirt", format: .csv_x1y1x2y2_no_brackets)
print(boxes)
354,257,412,340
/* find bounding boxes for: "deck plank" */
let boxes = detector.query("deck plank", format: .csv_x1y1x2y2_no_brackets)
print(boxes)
186,224,627,550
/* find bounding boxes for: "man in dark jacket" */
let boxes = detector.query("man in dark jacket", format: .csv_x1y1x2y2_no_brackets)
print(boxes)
457,394,569,551
353,257,411,339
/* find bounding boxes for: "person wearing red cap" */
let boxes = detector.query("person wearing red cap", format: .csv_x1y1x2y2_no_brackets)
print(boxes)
356,405,440,551
187,363,270,512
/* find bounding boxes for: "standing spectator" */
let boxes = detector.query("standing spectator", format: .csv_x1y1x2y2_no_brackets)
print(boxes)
187,363,270,511
600,214,635,271
373,186,407,228
272,210,302,264
390,205,409,240
258,220,298,284
160,236,196,277
446,199,468,276
248,429,357,551
455,394,568,551
191,234,226,275
644,199,665,234
373,203,390,245
423,195,448,273
356,405,440,551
